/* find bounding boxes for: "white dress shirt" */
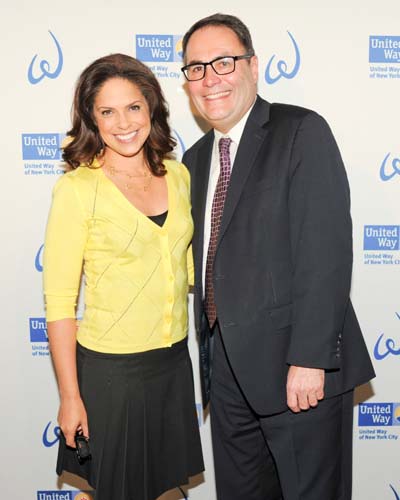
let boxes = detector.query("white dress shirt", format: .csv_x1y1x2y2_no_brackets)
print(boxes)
202,104,255,294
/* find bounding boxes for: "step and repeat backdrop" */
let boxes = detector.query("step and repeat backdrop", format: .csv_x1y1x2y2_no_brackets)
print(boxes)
2,0,399,498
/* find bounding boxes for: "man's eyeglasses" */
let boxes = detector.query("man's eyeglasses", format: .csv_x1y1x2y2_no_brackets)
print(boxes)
181,53,254,81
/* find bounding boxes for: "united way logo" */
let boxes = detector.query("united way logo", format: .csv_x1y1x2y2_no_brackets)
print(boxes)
265,31,300,85
358,403,400,426
28,30,63,85
22,134,63,160
380,153,400,181
364,225,400,250
37,491,94,500
22,133,65,177
136,34,183,62
30,317,50,357
369,36,400,63
30,317,48,342
369,36,400,79
374,312,400,360
363,226,400,265
42,421,61,447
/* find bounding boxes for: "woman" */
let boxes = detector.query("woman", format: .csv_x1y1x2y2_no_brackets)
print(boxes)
43,53,203,500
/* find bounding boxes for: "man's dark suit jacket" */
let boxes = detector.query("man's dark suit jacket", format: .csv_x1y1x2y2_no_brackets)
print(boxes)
182,96,375,416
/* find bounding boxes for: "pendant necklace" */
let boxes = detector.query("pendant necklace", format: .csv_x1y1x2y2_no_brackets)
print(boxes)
105,164,153,192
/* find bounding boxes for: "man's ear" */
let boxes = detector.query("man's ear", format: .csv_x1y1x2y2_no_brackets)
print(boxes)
250,55,259,84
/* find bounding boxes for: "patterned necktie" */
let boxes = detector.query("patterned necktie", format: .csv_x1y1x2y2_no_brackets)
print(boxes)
205,137,232,328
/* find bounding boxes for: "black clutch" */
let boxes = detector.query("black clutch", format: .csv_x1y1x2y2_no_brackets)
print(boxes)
75,433,91,464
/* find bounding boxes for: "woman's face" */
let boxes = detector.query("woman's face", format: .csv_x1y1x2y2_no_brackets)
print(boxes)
92,77,151,160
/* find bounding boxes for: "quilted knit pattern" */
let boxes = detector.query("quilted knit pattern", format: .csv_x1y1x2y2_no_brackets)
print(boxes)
44,160,193,353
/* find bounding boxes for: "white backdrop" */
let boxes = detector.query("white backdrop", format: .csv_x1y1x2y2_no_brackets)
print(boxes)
1,1,400,498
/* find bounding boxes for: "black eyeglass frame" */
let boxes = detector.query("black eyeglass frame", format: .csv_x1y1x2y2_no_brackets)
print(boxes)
181,53,254,81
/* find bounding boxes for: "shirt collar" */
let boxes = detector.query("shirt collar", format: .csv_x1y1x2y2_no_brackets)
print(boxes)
213,98,256,145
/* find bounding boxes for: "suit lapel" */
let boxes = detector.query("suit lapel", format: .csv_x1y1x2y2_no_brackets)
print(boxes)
191,130,214,291
218,97,271,245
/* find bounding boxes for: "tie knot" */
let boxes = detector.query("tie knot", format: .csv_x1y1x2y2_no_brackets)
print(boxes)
218,137,232,176
219,137,232,154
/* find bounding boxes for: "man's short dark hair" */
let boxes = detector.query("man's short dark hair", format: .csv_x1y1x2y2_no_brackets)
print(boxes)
182,13,254,62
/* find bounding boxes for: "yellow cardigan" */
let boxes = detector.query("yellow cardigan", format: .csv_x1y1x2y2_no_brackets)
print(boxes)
43,159,194,354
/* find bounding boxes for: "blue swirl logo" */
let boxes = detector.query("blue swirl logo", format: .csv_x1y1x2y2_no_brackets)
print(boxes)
28,30,63,85
374,313,400,360
374,333,400,360
380,153,400,181
265,31,301,85
177,487,188,499
173,129,186,159
42,421,61,447
35,244,44,272
390,485,400,500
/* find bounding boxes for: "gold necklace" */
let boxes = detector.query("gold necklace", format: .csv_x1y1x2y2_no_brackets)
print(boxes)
105,164,153,192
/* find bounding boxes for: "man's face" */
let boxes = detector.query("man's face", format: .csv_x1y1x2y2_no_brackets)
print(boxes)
184,25,258,133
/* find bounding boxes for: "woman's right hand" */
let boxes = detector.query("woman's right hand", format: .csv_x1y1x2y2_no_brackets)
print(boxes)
58,395,89,447
47,319,88,448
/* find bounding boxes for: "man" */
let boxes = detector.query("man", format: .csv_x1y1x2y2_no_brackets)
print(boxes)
181,13,375,500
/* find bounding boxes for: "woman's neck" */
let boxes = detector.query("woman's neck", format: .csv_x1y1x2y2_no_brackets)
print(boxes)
101,148,148,174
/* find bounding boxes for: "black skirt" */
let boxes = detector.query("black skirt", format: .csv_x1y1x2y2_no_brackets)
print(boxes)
56,337,204,500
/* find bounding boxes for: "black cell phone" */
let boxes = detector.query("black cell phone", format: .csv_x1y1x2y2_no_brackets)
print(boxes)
75,433,91,463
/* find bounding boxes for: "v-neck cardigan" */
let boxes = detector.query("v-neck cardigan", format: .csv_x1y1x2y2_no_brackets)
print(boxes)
43,159,194,354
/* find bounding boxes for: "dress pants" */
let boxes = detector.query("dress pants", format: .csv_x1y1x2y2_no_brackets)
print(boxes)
210,323,354,500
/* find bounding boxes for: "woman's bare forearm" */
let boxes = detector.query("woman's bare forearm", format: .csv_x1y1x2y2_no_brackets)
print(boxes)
47,318,88,445
47,318,80,399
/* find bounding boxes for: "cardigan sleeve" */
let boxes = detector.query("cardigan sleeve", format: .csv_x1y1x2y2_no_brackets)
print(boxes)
43,174,88,322
187,244,194,287
178,161,195,288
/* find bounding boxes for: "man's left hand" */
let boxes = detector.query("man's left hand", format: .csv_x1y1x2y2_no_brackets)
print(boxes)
286,366,325,413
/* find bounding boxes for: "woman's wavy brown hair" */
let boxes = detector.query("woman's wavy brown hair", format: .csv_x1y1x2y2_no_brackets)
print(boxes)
63,53,176,176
